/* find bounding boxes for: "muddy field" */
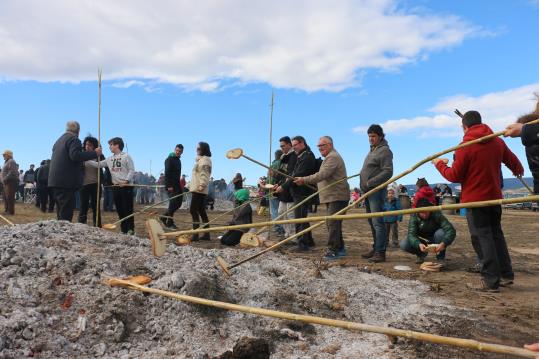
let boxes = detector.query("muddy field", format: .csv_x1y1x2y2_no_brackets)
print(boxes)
1,202,538,358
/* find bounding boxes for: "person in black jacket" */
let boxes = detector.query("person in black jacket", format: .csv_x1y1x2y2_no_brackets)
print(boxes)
274,136,297,239
277,135,317,250
505,112,539,193
161,144,183,229
36,159,55,213
48,121,102,221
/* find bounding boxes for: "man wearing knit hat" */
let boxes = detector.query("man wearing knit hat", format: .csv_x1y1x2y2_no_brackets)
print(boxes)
220,188,253,246
1,150,19,215
360,124,394,263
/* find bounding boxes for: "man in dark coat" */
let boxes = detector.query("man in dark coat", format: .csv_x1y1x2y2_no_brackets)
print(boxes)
278,135,317,250
48,121,102,221
161,144,183,229
274,136,297,239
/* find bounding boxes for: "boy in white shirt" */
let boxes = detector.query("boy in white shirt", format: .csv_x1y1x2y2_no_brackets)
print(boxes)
89,137,135,234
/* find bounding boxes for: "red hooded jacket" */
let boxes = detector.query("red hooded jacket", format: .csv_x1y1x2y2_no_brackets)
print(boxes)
435,124,524,203
412,185,436,208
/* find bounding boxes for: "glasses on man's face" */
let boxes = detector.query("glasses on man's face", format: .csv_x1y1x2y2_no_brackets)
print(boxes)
317,143,329,148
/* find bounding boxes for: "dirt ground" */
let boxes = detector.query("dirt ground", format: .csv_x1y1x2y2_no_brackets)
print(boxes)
4,202,539,356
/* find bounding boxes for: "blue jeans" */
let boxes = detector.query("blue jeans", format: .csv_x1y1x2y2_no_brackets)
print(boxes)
365,188,387,253
269,197,283,233
400,228,446,260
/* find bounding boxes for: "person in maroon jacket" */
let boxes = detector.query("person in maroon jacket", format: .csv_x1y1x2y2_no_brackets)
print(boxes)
432,110,524,292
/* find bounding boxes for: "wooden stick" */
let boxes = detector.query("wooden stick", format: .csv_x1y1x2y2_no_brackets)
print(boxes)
0,213,15,226
217,117,539,271
96,68,102,228
103,191,188,229
104,278,537,358
235,151,317,191
267,92,274,242
166,195,539,237
253,173,359,236
517,176,534,194
104,184,165,188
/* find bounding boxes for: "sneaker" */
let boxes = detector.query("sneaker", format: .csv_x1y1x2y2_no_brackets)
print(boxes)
416,254,427,264
466,279,500,293
361,249,374,259
126,230,135,236
324,248,347,260
369,252,386,263
500,278,514,287
305,238,315,248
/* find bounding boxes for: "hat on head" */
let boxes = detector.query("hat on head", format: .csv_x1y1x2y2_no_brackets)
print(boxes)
367,124,384,137
234,188,250,203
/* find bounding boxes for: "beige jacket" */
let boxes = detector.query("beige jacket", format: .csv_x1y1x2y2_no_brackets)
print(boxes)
302,149,350,203
189,156,212,195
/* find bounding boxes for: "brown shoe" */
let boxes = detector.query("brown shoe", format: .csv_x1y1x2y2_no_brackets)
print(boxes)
361,249,374,259
369,252,386,263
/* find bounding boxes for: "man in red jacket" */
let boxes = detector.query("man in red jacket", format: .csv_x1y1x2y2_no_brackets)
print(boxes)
432,110,524,292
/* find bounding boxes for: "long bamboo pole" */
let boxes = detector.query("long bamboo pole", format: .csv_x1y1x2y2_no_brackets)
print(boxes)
96,68,102,228
0,214,14,226
233,151,317,191
517,176,534,194
267,92,274,242
214,119,539,272
164,195,539,236
103,191,189,230
104,278,537,358
253,173,360,236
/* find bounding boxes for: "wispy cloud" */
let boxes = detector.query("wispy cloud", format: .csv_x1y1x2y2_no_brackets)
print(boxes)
0,0,479,92
111,80,145,89
353,83,539,137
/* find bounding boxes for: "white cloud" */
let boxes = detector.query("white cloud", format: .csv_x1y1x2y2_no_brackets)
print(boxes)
0,0,477,91
111,80,145,89
353,83,539,137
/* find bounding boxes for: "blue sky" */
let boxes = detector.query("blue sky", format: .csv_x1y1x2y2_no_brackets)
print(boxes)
1,0,538,186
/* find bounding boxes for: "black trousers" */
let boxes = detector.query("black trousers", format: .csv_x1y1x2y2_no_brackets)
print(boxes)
54,188,77,221
466,205,513,288
190,192,209,228
78,183,101,227
113,186,134,234
293,196,313,245
220,230,243,246
165,186,183,219
326,201,348,252
38,182,54,212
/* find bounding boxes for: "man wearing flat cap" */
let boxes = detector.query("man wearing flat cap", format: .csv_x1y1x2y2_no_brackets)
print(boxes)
2,150,19,215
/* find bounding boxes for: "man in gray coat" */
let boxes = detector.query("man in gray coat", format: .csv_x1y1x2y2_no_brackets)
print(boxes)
295,136,350,259
359,125,393,263
48,121,102,221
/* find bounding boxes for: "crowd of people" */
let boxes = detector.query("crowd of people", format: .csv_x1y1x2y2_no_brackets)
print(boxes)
1,103,538,298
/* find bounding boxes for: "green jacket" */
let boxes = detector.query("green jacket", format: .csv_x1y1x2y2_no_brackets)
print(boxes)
407,211,456,250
